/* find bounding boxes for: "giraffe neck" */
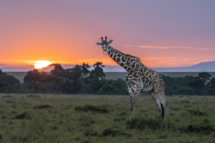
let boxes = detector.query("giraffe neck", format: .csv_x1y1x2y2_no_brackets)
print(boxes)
107,46,140,72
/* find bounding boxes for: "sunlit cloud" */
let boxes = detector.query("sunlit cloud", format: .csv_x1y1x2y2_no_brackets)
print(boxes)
76,59,115,65
141,56,210,68
139,46,215,51
123,45,133,47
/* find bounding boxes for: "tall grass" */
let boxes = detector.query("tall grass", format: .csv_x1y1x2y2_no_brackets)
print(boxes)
0,94,215,142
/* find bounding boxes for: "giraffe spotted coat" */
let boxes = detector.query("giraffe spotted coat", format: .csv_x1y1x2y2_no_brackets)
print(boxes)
96,37,169,122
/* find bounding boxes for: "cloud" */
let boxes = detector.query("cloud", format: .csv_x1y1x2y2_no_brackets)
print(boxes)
140,56,208,68
139,46,215,51
123,45,133,47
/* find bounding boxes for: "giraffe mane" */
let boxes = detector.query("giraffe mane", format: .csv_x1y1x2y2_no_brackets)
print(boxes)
112,47,140,61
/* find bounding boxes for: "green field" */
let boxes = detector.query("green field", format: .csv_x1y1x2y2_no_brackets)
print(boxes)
0,94,215,143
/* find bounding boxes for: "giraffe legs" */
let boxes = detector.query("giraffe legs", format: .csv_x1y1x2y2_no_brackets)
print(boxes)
127,85,141,120
155,91,170,123
149,90,163,118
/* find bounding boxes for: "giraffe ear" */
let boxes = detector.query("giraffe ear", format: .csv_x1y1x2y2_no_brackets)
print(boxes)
96,42,101,46
107,40,113,44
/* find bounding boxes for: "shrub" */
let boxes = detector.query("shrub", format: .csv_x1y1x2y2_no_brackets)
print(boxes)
14,112,30,119
176,87,194,95
207,88,215,95
165,86,173,95
74,104,110,113
33,105,52,109
97,79,128,95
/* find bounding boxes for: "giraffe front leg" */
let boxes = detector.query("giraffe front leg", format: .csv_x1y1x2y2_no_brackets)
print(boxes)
130,96,136,120
127,86,135,120
125,77,141,120
130,90,141,120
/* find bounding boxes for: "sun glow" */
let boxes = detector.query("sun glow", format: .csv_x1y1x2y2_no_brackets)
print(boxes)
34,60,51,69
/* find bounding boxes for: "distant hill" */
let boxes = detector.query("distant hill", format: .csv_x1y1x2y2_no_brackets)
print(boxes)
101,61,215,72
153,61,215,72
103,61,215,72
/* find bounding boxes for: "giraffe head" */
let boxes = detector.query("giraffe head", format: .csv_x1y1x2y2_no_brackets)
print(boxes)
96,37,113,52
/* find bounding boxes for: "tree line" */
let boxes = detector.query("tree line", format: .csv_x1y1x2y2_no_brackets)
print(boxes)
0,62,128,95
163,72,215,95
0,63,215,95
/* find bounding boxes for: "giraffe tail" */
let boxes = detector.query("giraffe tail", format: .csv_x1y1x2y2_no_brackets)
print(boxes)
161,104,165,119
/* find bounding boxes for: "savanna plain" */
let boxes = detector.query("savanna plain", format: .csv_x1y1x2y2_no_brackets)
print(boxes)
0,94,215,143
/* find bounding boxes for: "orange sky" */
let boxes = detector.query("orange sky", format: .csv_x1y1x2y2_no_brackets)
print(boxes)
1,1,215,70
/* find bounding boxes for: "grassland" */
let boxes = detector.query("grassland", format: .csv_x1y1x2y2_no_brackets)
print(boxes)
0,94,215,143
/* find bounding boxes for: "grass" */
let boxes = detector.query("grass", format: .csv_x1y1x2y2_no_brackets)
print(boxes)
0,94,215,142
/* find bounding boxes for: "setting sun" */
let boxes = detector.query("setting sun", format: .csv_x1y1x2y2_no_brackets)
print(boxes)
34,61,51,69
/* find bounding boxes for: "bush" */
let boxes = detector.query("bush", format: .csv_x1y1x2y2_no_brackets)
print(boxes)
74,104,110,113
0,74,21,93
97,79,128,95
176,87,194,95
207,88,215,95
14,112,30,119
165,86,173,95
33,105,52,109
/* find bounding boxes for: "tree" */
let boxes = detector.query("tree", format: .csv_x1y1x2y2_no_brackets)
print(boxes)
88,62,106,94
89,77,105,94
80,63,91,84
208,77,215,88
207,77,215,95
50,64,65,77
81,63,90,76
0,69,6,75
198,72,211,83
61,65,83,94
0,74,21,93
97,79,128,95
165,86,174,95
27,81,48,93
207,88,215,95
89,62,105,80
24,69,42,83
188,79,205,95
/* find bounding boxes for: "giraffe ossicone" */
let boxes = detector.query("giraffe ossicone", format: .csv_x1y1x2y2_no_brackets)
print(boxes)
96,37,170,123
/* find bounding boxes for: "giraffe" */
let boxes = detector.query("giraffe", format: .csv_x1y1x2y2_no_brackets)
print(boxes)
96,37,170,123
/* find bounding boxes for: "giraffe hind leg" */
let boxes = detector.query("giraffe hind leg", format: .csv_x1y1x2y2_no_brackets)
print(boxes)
127,84,136,120
163,103,169,123
149,91,163,119
157,92,170,123
161,104,164,119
